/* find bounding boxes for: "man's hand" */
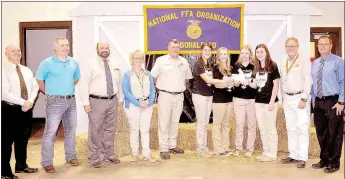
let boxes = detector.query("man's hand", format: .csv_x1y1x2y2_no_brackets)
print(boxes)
84,105,91,113
332,103,344,115
22,100,33,112
298,100,306,109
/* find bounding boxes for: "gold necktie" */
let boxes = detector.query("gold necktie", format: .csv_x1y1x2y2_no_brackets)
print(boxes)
16,65,28,100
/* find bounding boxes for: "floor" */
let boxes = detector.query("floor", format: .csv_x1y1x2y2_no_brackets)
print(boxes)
9,122,345,179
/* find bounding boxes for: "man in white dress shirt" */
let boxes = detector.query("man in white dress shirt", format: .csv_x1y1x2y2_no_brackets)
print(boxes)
79,41,123,168
2,44,39,179
151,39,193,160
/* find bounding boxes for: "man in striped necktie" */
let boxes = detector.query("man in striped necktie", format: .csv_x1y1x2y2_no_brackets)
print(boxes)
311,35,344,173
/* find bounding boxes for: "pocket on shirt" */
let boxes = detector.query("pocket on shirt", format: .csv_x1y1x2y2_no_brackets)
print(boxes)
289,63,302,72
163,64,174,71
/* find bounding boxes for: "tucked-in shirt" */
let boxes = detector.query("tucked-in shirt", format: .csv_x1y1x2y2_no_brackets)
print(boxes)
2,62,39,106
311,54,344,104
212,65,233,103
151,54,193,92
36,55,80,96
231,63,257,99
191,61,213,96
79,56,123,106
255,62,280,104
122,69,156,109
280,55,312,99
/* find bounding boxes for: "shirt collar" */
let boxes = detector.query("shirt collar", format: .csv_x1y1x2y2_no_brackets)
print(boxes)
53,54,70,62
7,61,20,69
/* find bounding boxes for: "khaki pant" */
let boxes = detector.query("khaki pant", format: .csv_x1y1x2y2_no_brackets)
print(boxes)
212,102,233,154
87,97,118,165
158,92,184,152
192,93,213,154
233,97,256,152
255,102,278,159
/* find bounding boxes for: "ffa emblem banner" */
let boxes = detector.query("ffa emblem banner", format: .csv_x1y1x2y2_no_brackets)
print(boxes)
143,4,244,54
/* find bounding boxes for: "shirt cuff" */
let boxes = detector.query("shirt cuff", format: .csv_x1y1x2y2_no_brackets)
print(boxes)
82,99,90,106
338,95,344,103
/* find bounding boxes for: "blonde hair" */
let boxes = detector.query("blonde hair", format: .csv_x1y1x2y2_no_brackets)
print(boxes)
216,47,232,76
236,44,254,64
129,50,145,65
54,36,68,46
285,37,299,47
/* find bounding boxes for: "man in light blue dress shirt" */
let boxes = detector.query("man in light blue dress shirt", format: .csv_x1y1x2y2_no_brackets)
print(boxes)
311,36,344,173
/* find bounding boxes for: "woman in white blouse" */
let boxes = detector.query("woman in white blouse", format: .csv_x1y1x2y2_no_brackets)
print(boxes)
122,50,156,162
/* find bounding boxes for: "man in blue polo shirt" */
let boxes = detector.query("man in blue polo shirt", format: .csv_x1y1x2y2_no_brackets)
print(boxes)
36,36,80,173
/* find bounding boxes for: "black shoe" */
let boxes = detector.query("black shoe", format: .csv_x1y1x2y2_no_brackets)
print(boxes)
160,152,170,160
324,166,339,173
281,157,298,164
312,161,328,169
169,147,184,154
15,167,38,173
297,160,306,168
1,176,19,179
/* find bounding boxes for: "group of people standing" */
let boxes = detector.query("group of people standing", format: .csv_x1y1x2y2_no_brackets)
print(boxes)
1,35,343,179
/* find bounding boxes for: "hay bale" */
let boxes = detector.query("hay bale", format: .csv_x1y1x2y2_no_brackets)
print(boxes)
76,104,320,166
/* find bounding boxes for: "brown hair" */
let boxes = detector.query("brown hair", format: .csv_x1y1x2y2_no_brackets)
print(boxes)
199,42,213,71
216,47,232,76
253,44,273,75
318,35,333,45
236,44,254,65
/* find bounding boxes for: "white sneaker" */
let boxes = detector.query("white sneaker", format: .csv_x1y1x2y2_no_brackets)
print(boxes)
244,151,253,158
197,152,212,158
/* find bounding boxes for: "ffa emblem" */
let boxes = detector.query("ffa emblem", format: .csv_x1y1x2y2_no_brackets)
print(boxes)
295,64,299,67
186,20,202,39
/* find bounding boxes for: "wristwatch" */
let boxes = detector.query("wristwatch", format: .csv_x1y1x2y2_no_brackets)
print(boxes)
301,98,307,102
337,102,345,105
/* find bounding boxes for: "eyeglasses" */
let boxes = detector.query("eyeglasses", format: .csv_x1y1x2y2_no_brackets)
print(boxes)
285,45,298,49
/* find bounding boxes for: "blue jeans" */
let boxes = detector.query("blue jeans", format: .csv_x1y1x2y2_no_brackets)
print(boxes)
41,95,77,167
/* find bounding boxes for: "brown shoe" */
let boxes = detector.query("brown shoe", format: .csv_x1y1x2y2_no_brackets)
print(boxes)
160,152,170,160
106,158,121,164
92,161,101,168
312,160,328,169
43,165,56,173
169,147,184,154
297,160,306,168
67,159,80,166
281,157,298,164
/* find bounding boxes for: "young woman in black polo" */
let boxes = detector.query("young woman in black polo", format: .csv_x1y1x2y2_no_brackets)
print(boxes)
253,44,280,162
191,42,229,157
231,45,257,158
211,47,234,156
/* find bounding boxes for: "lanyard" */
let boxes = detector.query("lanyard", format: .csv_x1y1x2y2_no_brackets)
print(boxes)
134,71,145,98
286,55,299,73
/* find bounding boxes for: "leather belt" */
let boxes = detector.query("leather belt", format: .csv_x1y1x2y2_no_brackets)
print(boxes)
1,100,19,106
47,95,75,99
316,95,339,100
159,89,183,95
285,91,303,96
90,94,116,100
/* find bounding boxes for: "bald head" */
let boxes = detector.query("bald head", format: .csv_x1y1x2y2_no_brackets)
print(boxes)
97,41,110,59
5,44,21,64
